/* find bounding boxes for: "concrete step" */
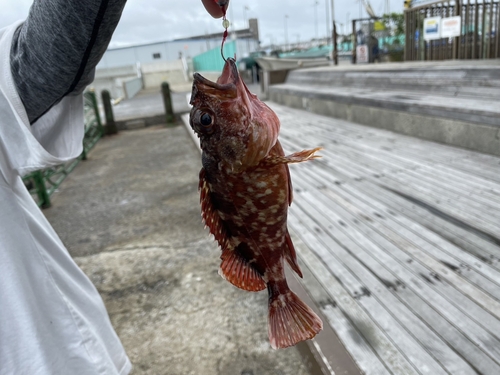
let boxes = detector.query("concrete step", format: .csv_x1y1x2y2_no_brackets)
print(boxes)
283,63,500,99
268,61,500,156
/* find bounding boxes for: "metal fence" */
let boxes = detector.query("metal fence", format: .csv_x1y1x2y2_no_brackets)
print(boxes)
23,90,103,208
405,0,500,60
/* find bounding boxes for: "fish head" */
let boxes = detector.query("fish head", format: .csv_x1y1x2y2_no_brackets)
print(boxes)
190,58,280,173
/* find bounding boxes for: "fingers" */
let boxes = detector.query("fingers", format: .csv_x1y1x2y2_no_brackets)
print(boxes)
201,0,230,18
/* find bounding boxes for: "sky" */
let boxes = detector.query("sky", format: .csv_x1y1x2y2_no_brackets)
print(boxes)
0,0,403,49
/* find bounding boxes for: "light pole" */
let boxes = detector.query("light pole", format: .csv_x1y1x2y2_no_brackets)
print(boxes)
314,1,319,41
284,14,289,51
294,33,300,47
243,5,249,28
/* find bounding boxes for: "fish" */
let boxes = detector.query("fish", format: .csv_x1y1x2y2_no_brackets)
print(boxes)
189,57,323,349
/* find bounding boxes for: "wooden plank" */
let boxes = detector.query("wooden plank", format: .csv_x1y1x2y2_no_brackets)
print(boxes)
283,135,500,240
289,170,500,373
287,211,411,375
280,120,500,197
292,170,500,328
289,186,484,374
282,138,500,240
288,229,383,375
274,105,500,184
263,103,500,373
296,162,500,316
354,178,500,271
288,193,452,374
305,141,500,218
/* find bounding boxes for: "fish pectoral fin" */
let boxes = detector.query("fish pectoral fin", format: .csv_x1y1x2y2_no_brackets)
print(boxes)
260,147,323,167
219,248,266,292
199,168,230,251
284,230,303,278
268,288,323,349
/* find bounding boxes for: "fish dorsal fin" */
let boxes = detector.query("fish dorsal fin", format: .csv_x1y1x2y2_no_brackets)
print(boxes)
284,230,303,278
219,247,266,292
199,168,266,292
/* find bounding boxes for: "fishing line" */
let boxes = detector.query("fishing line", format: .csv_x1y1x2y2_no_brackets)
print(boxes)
214,0,229,62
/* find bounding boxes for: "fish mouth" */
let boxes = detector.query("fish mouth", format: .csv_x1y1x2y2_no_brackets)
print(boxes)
191,58,239,100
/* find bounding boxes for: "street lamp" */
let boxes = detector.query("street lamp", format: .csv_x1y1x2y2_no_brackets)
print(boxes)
284,14,289,51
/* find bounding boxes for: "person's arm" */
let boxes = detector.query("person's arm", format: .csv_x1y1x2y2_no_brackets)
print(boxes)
10,0,230,125
10,0,128,125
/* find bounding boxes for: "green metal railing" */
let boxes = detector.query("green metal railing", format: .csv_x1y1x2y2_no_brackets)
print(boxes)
23,90,103,208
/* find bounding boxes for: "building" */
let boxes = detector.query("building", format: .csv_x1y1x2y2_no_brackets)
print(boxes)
97,18,260,69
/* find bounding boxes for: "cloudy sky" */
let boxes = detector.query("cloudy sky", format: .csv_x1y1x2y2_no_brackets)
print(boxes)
1,0,403,49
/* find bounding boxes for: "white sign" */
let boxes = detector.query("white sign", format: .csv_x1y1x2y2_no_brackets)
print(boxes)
423,17,441,41
356,44,369,63
441,16,461,38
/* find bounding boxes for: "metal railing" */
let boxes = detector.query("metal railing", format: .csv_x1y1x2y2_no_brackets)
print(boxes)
23,90,103,208
405,0,500,60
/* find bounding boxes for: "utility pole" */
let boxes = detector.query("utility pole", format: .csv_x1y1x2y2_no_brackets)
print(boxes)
331,0,338,65
284,14,289,51
325,0,330,43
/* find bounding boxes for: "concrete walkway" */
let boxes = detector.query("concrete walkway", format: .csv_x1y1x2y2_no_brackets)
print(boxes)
43,123,318,374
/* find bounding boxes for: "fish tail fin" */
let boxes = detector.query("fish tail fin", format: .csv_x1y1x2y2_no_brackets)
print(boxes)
268,285,323,349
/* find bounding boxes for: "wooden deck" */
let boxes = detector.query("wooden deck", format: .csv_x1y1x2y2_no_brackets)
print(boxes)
270,103,500,375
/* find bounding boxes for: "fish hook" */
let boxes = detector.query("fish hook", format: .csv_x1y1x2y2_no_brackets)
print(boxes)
215,0,229,62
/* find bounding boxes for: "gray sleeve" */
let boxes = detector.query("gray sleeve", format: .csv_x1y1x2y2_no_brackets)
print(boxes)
10,0,127,124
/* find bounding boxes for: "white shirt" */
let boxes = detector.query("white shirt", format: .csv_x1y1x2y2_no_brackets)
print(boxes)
0,21,131,375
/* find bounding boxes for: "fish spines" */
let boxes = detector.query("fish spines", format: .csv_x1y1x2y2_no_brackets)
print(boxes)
267,282,323,349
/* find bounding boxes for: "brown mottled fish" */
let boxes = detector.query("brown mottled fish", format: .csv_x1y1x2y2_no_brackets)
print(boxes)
189,58,323,349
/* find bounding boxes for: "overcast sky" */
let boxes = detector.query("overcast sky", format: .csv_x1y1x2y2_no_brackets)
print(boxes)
1,0,403,49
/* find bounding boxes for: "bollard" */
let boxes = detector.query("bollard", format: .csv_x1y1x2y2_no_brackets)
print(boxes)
101,90,118,135
161,82,175,125
32,171,51,208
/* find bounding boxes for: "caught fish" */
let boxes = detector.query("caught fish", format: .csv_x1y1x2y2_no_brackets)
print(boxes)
189,58,323,349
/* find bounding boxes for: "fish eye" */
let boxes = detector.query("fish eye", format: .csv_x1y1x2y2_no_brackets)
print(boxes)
200,113,212,126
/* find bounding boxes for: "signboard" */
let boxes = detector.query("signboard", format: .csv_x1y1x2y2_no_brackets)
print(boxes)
423,17,441,40
356,44,369,63
373,21,386,31
441,16,461,38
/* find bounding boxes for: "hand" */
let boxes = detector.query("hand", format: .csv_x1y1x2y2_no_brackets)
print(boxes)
201,0,230,18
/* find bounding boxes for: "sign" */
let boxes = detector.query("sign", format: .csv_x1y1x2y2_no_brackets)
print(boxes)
441,16,461,38
423,17,441,41
356,44,369,63
373,21,386,31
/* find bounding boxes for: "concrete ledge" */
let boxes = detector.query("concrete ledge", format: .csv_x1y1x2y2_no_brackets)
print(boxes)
269,88,500,156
